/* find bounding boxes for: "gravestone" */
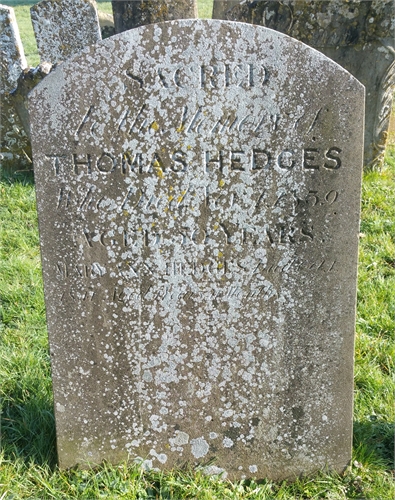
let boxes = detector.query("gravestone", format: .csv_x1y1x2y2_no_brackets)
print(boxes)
0,4,31,170
30,0,102,64
212,0,239,19
29,19,364,480
11,63,53,141
112,0,197,32
212,0,395,169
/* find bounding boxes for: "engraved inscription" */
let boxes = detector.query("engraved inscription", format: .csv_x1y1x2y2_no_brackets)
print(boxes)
79,221,315,250
73,99,329,141
54,256,338,303
48,147,342,178
126,63,269,91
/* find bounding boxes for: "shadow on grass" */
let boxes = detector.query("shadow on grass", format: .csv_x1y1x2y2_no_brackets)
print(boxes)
0,167,35,185
1,395,57,469
353,419,394,470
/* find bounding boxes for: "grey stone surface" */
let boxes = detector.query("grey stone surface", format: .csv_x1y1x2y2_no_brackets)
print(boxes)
112,0,197,32
30,0,102,64
29,19,364,479
11,62,53,140
0,4,31,170
212,0,395,169
212,0,239,19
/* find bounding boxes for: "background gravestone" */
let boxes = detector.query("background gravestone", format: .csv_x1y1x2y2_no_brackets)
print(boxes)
11,62,53,143
30,0,102,64
0,4,31,170
212,0,239,18
212,0,395,169
29,19,364,480
112,0,197,32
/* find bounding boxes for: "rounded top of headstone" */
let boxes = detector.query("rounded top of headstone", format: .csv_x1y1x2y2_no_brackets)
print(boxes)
29,19,364,144
30,18,364,94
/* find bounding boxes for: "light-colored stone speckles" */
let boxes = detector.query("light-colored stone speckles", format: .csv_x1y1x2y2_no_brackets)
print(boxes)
0,4,27,86
30,20,364,480
0,4,30,169
30,0,101,64
112,0,198,33
190,437,209,458
169,430,189,447
213,0,395,169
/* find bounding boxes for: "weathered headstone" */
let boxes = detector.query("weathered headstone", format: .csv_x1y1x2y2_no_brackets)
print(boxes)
30,20,364,480
212,0,395,169
30,0,102,64
112,0,197,32
0,4,31,170
11,63,53,141
212,0,239,19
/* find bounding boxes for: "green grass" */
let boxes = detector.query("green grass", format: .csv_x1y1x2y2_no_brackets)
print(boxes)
198,0,214,18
